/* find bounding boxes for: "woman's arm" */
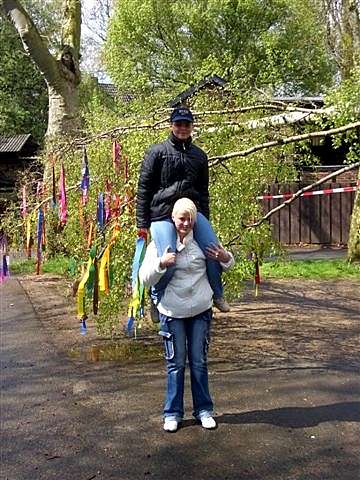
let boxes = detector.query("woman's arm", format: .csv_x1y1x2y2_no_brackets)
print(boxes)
139,242,176,286
205,244,235,271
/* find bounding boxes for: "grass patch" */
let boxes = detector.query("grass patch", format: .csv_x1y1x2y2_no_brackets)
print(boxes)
261,259,360,279
10,256,76,277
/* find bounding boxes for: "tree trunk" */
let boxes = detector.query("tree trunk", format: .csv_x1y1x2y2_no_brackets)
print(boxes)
47,82,80,136
1,0,81,137
348,168,360,262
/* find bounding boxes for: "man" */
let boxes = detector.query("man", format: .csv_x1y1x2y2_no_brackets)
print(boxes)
136,106,230,315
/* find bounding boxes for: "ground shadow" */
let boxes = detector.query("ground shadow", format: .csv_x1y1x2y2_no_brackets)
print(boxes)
215,401,360,428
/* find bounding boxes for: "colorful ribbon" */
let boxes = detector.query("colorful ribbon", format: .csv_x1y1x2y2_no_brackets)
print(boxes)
97,193,105,230
81,147,90,206
21,185,27,218
127,237,147,336
112,140,121,175
52,164,57,207
59,163,67,225
0,234,9,283
254,254,260,297
36,208,44,274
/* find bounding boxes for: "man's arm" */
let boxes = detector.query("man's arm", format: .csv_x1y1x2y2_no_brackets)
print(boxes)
197,155,210,219
136,148,159,228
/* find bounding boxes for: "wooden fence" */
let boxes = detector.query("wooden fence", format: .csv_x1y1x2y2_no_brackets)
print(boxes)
262,182,357,245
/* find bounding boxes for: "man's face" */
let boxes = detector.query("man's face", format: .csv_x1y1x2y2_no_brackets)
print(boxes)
172,210,195,236
171,121,193,140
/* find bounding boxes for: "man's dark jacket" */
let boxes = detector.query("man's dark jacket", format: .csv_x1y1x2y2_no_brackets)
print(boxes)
136,133,209,228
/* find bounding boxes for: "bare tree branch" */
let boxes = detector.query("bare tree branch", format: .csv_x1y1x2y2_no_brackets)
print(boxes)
1,0,61,89
209,121,360,167
62,0,81,54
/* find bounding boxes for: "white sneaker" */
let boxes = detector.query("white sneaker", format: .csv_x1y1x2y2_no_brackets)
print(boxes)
163,419,178,432
200,416,217,429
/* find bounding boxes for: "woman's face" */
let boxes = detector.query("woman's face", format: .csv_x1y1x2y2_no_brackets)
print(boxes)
171,121,193,140
172,210,195,236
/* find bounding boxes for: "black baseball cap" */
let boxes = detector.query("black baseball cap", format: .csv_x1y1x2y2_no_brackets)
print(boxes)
170,107,194,123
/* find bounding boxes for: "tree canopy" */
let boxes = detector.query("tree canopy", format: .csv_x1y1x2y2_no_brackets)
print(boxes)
0,0,66,140
105,0,335,95
0,11,47,140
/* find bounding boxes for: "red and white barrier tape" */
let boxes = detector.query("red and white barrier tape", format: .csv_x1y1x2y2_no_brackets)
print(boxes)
257,181,360,200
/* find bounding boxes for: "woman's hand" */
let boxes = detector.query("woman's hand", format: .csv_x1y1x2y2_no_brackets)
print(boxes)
160,246,176,269
205,244,231,263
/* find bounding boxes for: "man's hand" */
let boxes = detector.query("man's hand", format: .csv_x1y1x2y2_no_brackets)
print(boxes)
137,228,148,240
205,244,231,263
160,246,176,269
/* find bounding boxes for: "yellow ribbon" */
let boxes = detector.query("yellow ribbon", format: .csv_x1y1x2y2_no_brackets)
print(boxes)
77,257,92,318
99,245,110,294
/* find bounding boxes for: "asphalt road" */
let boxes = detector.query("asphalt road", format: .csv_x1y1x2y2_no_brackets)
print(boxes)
1,278,360,480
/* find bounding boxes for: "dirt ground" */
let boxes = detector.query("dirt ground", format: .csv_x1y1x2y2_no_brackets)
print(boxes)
17,274,360,371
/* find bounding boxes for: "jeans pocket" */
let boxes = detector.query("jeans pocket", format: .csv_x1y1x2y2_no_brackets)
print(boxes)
159,330,175,360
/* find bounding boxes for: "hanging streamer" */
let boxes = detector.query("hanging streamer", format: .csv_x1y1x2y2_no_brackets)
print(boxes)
21,185,27,218
51,164,57,207
99,245,110,295
76,246,96,320
26,214,32,258
97,193,105,230
36,208,44,275
36,181,42,198
59,163,67,225
254,254,261,297
81,147,90,205
112,140,121,175
93,256,99,315
98,223,120,295
0,233,9,283
77,256,92,319
112,194,122,218
87,222,94,249
127,237,147,336
86,245,97,297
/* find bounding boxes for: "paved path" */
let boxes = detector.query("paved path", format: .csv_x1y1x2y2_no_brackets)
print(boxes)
1,278,360,479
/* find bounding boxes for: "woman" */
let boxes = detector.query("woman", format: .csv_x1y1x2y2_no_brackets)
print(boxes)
139,198,234,432
136,106,230,314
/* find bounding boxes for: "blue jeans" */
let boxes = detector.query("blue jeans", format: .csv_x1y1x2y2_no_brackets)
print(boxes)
150,213,223,301
159,309,213,420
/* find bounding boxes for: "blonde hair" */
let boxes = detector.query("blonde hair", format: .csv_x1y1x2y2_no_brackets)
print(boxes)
172,198,197,222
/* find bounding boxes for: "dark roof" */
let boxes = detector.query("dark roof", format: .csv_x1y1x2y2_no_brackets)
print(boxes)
169,75,227,107
0,134,32,153
99,83,118,98
99,83,135,103
273,96,324,106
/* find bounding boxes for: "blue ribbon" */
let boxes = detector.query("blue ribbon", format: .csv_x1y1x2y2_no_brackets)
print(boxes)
97,193,104,229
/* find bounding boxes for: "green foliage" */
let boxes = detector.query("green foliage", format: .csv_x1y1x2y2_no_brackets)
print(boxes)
262,259,360,279
105,0,334,95
10,255,75,276
0,0,64,140
0,15,48,140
